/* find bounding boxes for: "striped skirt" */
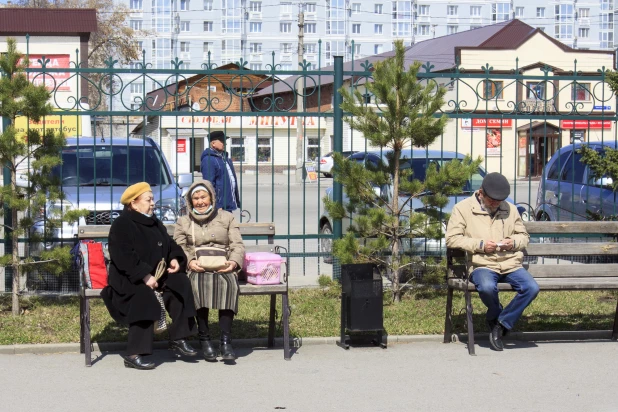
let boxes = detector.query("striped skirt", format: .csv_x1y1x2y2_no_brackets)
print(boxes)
187,271,240,314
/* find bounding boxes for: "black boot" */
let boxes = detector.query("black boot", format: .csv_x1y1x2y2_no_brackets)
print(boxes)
220,334,237,361
200,337,218,362
169,339,198,357
123,355,156,370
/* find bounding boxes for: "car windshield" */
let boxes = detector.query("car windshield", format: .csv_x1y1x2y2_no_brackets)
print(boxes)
399,157,485,193
52,145,171,187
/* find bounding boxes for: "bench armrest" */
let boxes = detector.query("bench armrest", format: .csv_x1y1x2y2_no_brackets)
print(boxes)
446,247,469,281
275,245,289,285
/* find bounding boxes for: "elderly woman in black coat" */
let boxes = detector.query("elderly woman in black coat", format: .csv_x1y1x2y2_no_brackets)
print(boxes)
102,182,198,370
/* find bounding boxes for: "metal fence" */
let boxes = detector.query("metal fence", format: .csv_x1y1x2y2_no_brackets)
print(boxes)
2,39,617,294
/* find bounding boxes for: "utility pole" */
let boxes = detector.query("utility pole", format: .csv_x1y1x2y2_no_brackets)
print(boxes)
295,4,305,183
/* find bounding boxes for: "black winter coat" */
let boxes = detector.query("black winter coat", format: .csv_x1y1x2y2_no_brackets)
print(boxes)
102,210,196,325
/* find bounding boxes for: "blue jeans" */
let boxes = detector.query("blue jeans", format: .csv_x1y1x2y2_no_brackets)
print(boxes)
470,267,540,330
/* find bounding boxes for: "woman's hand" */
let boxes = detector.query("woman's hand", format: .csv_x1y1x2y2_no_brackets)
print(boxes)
167,259,180,274
188,259,205,273
143,274,158,290
218,260,238,273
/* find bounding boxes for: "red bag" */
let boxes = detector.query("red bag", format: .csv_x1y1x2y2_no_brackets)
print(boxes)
87,241,108,289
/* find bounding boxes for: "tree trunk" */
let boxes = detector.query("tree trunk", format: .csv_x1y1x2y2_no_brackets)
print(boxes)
390,146,402,302
11,166,20,316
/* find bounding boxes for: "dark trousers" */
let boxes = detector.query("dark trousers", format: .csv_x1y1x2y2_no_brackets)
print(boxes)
196,307,234,340
126,288,197,356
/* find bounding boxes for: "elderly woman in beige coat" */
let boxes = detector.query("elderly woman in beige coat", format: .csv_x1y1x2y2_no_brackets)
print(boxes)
174,180,245,361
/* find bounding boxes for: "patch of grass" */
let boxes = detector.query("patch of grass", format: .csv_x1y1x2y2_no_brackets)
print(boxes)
0,289,616,345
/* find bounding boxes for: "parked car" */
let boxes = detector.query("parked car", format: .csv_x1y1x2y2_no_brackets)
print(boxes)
535,141,618,221
318,149,524,263
315,151,358,177
30,136,193,255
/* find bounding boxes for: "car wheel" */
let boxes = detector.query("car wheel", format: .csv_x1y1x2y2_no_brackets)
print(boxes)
323,173,332,178
320,222,333,264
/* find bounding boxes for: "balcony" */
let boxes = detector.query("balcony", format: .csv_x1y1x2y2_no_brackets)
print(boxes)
129,10,143,17
417,15,430,23
446,16,459,23
579,18,590,27
305,53,317,62
280,12,294,20
280,52,293,62
179,52,190,59
249,11,262,20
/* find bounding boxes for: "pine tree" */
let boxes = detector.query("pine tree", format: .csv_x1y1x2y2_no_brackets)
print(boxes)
325,40,482,302
0,38,82,315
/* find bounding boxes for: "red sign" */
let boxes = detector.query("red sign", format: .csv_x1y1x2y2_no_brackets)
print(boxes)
19,55,71,92
560,120,613,129
461,118,513,128
177,139,186,153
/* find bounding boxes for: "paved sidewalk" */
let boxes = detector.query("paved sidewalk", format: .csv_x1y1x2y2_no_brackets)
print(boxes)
2,339,618,412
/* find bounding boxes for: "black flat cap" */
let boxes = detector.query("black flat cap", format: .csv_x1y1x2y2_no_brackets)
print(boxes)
208,130,226,143
481,172,510,201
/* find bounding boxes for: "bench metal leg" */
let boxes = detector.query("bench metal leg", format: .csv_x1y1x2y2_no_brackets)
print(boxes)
465,290,476,356
612,298,618,340
268,294,276,348
282,293,291,360
444,287,454,343
79,295,85,354
84,297,93,366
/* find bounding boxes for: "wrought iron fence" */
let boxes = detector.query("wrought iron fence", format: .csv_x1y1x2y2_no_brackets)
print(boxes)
2,37,617,294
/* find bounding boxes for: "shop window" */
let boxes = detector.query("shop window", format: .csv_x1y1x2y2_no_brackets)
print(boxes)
483,80,503,99
257,137,271,162
571,83,591,101
306,137,320,161
230,137,245,162
526,82,546,99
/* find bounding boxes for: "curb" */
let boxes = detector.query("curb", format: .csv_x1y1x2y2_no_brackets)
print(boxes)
0,331,613,355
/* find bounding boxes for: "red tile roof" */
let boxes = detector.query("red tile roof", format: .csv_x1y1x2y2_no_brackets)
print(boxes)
0,8,97,34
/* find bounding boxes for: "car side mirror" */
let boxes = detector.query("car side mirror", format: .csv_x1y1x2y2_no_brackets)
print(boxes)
594,177,614,188
176,173,193,189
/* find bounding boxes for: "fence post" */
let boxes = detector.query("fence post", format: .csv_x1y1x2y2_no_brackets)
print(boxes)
2,115,12,292
332,55,343,280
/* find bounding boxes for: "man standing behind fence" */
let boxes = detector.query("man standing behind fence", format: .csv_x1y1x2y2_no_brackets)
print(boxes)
445,172,539,351
200,131,240,213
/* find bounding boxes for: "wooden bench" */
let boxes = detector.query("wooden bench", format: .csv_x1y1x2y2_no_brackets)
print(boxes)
77,222,291,366
445,221,618,355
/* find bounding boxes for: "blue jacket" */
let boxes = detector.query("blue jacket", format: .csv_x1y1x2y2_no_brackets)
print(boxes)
200,148,241,212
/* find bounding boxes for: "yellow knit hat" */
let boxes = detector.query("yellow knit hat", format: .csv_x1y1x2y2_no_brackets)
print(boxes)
120,182,152,205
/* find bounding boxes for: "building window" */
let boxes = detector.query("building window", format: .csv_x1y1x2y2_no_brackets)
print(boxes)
221,39,241,64
600,12,614,30
327,0,345,34
374,44,383,54
536,7,544,17
280,23,292,33
230,137,246,162
418,24,430,36
280,43,293,53
526,82,546,99
280,2,293,14
515,7,524,18
578,28,589,38
250,63,262,70
600,31,614,49
304,23,317,33
250,22,262,32
307,137,320,161
470,5,481,17
203,42,213,55
447,5,457,16
375,24,383,34
180,0,189,11
280,63,293,70
306,43,317,54
305,3,316,12
130,0,142,10
349,43,361,56
375,4,382,14
249,1,261,12
352,24,361,34
180,42,190,53
181,21,190,32
579,8,590,19
352,3,361,13
204,0,213,10
555,4,574,39
130,20,143,30
483,80,503,99
222,0,242,34
571,83,591,101
257,138,271,162
326,41,345,61
392,1,411,36
130,103,141,111
492,3,511,22
203,21,213,32
250,43,262,53
447,25,458,34
470,25,482,30
136,41,144,53
130,83,144,94
418,4,429,16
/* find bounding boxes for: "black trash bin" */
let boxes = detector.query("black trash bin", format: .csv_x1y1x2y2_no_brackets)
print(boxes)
337,263,386,349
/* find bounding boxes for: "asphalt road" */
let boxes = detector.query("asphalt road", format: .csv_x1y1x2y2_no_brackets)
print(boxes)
1,339,617,412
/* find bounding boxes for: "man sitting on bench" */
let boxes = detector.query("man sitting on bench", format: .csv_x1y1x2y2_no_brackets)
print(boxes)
445,172,540,351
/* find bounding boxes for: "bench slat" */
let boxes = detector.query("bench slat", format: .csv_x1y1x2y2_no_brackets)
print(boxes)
524,243,618,256
239,223,276,237
448,277,618,291
524,221,618,235
245,245,278,253
524,264,618,277
84,283,287,297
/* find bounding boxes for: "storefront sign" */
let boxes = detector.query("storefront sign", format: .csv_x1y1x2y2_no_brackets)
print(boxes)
19,55,71,91
560,120,613,129
14,113,80,139
162,115,322,129
461,118,513,128
593,106,611,110
177,139,187,153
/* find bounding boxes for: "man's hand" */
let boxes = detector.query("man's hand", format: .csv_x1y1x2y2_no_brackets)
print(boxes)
143,274,158,290
167,259,180,274
484,240,498,254
218,261,238,273
497,238,514,251
188,260,205,273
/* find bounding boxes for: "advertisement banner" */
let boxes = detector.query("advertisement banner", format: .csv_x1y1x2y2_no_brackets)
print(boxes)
462,118,513,128
20,55,71,92
486,129,502,156
14,114,80,139
560,120,613,129
177,139,187,153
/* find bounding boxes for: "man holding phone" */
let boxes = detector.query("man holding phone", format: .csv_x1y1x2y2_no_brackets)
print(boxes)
446,172,539,351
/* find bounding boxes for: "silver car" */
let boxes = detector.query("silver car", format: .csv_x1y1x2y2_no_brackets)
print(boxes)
316,151,358,177
318,149,523,263
31,136,193,253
